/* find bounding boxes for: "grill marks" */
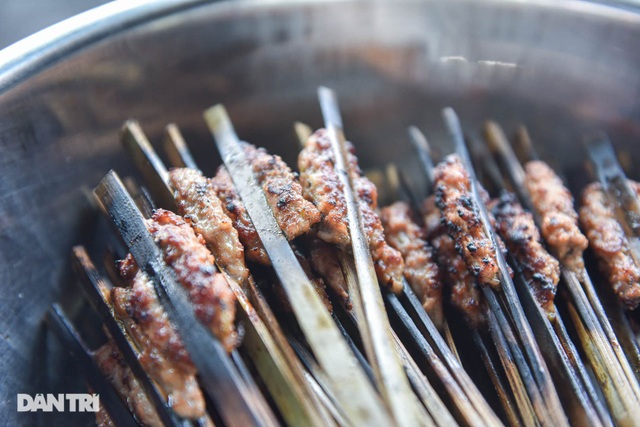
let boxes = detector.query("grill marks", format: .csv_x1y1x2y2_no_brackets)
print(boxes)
525,161,588,272
422,196,487,328
580,182,640,310
148,209,238,353
490,192,560,317
434,155,500,290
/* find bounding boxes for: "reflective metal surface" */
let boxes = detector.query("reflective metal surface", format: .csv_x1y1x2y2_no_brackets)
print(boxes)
1,0,640,424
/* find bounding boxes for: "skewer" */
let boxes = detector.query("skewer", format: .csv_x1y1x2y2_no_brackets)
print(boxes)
72,246,192,427
319,86,449,427
121,120,176,211
471,328,524,427
443,107,569,427
204,104,394,426
407,125,544,427
337,254,455,427
512,126,539,163
122,122,337,427
95,171,277,427
164,123,198,170
46,304,139,427
485,120,640,423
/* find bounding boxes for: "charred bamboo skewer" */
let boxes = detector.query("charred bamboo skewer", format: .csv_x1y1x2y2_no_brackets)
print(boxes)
46,304,139,427
123,122,337,427
95,171,277,427
471,328,525,427
318,86,426,427
484,120,640,423
337,254,455,427
204,104,394,426
72,246,194,427
443,108,569,427
483,312,538,427
121,120,176,211
407,126,542,427
164,123,198,170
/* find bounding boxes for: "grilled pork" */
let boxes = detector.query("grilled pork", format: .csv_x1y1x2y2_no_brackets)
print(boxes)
148,209,238,352
525,161,588,272
580,182,640,310
380,202,443,327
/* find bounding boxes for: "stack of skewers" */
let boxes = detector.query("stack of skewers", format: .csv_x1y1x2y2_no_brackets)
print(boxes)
48,87,640,427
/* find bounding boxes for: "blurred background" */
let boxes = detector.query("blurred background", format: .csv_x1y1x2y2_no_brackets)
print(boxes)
2,0,640,51
0,0,108,49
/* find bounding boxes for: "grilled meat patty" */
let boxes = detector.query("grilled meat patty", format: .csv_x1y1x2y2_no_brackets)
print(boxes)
94,340,162,427
113,254,205,419
580,182,640,310
299,128,405,293
170,168,249,286
148,209,238,352
525,161,588,272
380,202,443,328
490,192,560,317
423,196,487,328
211,166,271,266
242,142,321,240
434,155,500,290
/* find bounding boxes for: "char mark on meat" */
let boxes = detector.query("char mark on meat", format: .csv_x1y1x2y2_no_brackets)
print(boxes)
525,161,588,272
148,209,238,352
490,192,560,317
434,155,500,290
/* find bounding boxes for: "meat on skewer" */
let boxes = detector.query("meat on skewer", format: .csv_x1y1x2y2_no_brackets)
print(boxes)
113,254,206,419
308,238,351,309
94,340,162,427
380,202,443,328
580,182,640,310
210,143,322,266
524,161,588,272
170,168,250,285
434,155,501,290
490,192,561,317
299,128,405,293
211,167,271,266
243,142,321,240
148,209,238,352
423,196,487,328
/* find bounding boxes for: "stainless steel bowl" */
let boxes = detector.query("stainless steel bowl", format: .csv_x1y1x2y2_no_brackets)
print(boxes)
2,0,640,424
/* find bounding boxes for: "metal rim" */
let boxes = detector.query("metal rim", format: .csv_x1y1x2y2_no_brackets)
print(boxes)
0,0,638,94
